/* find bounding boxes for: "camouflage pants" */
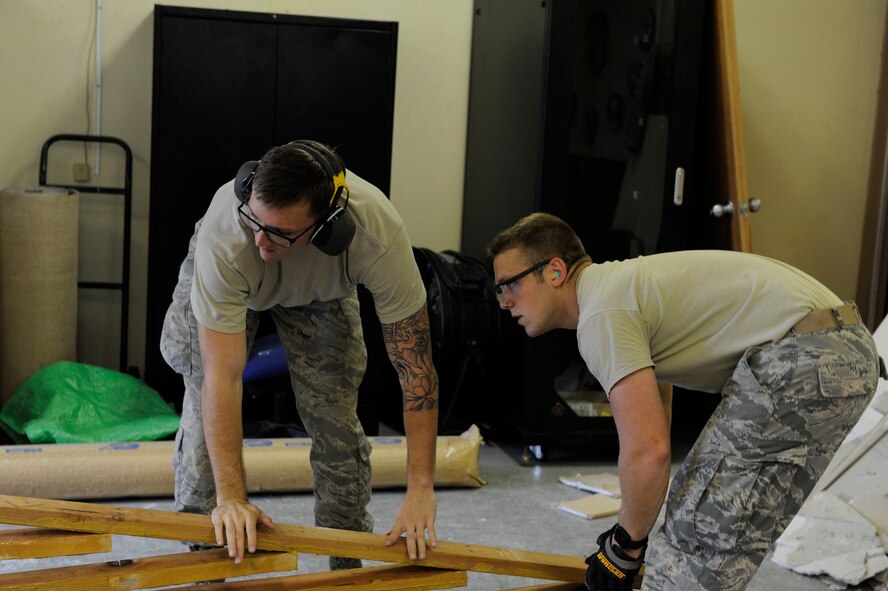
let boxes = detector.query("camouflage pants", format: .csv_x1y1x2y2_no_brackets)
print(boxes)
160,226,373,536
642,322,879,591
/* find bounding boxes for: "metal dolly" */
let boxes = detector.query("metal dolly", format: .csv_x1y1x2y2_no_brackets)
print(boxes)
39,134,133,374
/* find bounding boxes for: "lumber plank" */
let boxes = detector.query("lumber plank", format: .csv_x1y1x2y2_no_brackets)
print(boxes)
0,528,111,559
0,547,296,591
500,564,645,590
501,578,641,590
174,564,467,590
499,584,585,591
0,495,585,582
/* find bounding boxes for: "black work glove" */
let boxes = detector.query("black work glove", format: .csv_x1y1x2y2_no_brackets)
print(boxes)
584,524,646,591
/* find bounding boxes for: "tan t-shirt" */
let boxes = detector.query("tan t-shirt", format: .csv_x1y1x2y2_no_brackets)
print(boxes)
575,250,842,393
191,170,427,333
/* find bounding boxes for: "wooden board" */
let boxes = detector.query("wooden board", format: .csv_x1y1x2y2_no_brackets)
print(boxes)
172,564,467,590
0,495,586,583
0,528,111,559
499,583,586,591
500,564,644,590
0,548,296,591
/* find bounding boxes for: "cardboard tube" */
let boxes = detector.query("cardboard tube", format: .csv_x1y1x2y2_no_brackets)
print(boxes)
0,426,485,500
0,187,79,408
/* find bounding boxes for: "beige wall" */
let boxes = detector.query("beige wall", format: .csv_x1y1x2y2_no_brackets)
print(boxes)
734,0,887,300
1,0,885,375
0,0,473,374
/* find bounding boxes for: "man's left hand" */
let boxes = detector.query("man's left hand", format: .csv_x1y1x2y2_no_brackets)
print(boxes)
383,488,438,560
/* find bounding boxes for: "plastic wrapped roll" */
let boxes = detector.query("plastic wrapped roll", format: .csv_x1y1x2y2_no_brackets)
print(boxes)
0,426,486,500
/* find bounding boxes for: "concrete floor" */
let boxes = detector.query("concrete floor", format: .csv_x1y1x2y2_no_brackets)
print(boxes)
0,434,833,590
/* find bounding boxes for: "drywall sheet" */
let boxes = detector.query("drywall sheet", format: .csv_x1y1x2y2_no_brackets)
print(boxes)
772,492,888,587
770,322,888,589
559,472,622,497
558,494,621,520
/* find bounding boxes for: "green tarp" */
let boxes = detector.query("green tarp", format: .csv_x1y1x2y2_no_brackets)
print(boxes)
0,361,179,444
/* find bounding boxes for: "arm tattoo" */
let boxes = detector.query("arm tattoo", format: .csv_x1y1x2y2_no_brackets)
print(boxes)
382,306,439,412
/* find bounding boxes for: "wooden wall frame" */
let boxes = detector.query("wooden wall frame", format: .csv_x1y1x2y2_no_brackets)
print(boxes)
0,495,644,589
0,495,650,589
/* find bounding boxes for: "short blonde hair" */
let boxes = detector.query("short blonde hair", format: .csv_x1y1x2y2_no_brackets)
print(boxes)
487,213,590,277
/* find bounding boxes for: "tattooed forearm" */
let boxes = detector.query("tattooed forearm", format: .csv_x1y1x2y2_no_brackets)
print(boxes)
382,305,440,412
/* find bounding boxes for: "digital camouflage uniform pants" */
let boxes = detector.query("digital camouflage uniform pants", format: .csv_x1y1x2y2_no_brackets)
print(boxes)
642,320,880,591
160,226,373,567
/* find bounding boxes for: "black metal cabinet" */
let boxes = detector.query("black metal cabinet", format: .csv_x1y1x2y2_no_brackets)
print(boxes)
145,6,398,434
462,0,706,259
462,0,710,453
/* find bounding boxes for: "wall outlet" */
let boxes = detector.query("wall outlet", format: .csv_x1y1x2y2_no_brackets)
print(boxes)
73,162,90,182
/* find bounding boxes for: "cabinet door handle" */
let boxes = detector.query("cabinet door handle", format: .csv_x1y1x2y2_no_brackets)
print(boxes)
673,167,685,206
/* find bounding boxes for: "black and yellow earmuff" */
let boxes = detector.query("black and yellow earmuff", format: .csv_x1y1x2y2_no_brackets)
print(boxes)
234,140,356,256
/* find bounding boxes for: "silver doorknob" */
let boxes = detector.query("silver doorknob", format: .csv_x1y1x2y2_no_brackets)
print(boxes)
710,202,734,218
710,198,762,218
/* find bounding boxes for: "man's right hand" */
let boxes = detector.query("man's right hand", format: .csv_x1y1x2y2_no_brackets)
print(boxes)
211,498,275,563
584,525,645,590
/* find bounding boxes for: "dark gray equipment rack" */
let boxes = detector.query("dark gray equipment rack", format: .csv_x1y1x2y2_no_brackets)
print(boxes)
39,134,133,373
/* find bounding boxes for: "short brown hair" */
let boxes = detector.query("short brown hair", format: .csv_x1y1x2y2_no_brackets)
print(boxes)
487,212,590,276
253,141,345,217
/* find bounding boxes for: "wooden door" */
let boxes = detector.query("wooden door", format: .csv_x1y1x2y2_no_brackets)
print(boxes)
707,0,754,252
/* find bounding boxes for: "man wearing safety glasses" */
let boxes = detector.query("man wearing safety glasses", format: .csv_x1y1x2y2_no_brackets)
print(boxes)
160,140,439,571
488,212,882,591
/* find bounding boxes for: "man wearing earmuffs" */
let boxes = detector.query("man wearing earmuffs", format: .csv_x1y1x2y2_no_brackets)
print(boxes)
159,140,439,571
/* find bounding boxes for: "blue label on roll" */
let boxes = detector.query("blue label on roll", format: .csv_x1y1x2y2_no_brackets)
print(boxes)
99,443,141,451
371,437,403,445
